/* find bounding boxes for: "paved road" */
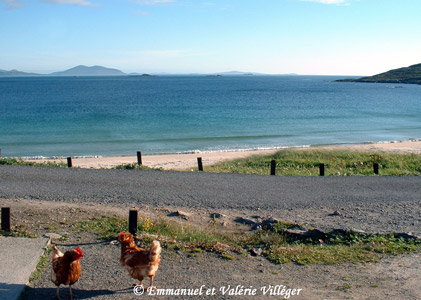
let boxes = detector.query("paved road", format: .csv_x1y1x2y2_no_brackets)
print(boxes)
0,165,420,210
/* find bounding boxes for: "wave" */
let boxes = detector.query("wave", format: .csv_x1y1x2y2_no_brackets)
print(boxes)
16,138,421,159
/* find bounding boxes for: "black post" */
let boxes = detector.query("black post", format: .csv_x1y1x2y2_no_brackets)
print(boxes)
373,163,379,175
137,151,142,166
129,210,138,236
0,148,2,157
197,157,203,171
319,163,325,176
270,160,276,176
67,157,72,168
1,207,11,232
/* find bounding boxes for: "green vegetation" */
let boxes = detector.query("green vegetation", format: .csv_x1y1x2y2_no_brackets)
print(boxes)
0,157,66,167
0,229,37,238
112,163,162,171
337,63,421,85
75,216,421,265
29,245,52,282
201,149,421,176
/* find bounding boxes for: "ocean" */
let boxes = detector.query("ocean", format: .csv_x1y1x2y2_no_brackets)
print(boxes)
1,75,420,157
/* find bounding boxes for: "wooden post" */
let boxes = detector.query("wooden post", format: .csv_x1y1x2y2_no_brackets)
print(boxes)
67,157,73,168
319,163,325,176
197,157,203,171
1,207,10,232
373,163,379,175
129,210,138,236
270,160,276,176
0,148,2,157
137,151,142,166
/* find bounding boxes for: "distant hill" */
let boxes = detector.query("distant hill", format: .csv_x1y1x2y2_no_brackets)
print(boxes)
0,69,39,76
337,63,421,85
51,65,127,76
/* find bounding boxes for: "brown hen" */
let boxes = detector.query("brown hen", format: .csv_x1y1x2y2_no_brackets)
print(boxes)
119,232,161,290
51,245,83,300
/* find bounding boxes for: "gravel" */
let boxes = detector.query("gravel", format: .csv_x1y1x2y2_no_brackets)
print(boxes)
0,162,419,300
1,165,420,235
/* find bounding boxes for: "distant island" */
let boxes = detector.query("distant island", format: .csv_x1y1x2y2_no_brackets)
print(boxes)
0,65,128,77
51,65,127,76
0,69,39,76
0,65,295,77
337,63,421,85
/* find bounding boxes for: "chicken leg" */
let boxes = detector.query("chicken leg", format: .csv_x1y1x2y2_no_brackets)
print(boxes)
54,286,61,300
148,276,157,291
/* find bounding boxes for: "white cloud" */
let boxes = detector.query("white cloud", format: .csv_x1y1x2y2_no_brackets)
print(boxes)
41,0,99,7
1,0,23,9
301,0,350,4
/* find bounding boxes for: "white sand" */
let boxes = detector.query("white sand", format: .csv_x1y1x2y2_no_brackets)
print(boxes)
22,140,421,170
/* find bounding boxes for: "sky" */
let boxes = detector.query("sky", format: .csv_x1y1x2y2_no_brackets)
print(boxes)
1,0,421,75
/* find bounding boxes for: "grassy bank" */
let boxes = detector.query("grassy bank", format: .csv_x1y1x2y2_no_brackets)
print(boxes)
75,216,421,266
202,149,421,176
0,157,66,167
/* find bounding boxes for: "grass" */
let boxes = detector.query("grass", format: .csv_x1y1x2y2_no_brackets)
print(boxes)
75,216,421,265
112,163,162,170
0,229,37,238
202,149,421,176
29,245,52,282
0,157,66,167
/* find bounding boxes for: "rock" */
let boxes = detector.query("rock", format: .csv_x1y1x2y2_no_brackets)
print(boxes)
214,242,231,252
210,213,225,219
234,217,257,226
167,210,191,219
267,217,280,223
394,232,419,240
329,210,342,216
44,233,62,240
285,229,307,236
250,248,263,256
109,240,119,245
258,217,280,230
350,228,366,234
284,229,326,240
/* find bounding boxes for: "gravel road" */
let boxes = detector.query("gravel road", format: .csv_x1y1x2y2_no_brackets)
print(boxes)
1,165,420,209
1,165,420,235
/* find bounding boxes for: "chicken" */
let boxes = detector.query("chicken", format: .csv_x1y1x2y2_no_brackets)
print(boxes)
119,232,161,290
51,245,83,300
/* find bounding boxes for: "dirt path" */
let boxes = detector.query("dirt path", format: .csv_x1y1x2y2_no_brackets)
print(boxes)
2,198,420,300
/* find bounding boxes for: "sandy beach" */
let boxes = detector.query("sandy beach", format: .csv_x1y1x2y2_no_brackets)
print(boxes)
21,139,421,170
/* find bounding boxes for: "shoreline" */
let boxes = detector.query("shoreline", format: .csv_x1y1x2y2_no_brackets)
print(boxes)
20,139,421,170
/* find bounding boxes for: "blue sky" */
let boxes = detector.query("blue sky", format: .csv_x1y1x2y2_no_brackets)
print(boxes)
1,0,420,75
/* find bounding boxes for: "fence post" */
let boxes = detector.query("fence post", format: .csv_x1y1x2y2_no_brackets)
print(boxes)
373,163,379,175
270,160,276,176
67,157,73,168
319,163,325,176
0,148,2,157
197,157,203,171
1,207,11,232
129,210,138,236
137,151,142,166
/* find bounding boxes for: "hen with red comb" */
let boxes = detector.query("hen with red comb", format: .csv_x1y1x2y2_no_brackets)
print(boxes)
51,245,83,300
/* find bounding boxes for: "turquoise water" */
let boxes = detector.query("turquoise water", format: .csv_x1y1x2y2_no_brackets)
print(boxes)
1,75,420,157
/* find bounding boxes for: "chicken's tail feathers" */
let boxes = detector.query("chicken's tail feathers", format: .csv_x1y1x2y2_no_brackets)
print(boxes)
149,240,161,261
52,245,64,259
